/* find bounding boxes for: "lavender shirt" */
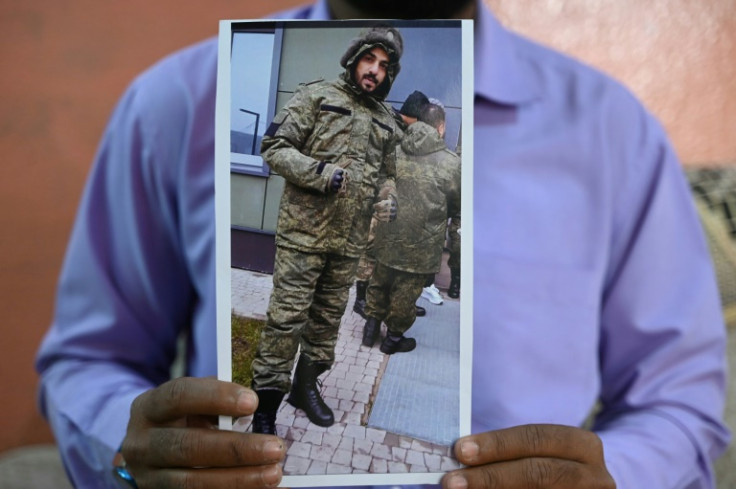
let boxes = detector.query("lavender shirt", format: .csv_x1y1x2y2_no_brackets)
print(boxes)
36,1,729,487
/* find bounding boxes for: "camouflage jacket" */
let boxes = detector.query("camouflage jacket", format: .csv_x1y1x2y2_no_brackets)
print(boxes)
261,74,398,257
374,121,461,273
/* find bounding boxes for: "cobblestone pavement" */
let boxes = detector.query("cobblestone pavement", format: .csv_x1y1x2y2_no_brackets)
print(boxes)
231,268,462,476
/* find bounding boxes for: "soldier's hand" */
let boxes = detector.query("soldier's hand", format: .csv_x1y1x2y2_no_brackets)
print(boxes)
328,168,345,193
120,377,285,489
373,197,397,222
442,424,615,489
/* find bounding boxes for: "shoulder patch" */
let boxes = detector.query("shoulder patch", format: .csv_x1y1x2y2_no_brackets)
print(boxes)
265,111,289,137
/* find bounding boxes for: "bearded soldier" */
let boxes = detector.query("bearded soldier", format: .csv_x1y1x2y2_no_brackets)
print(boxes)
363,101,461,353
250,26,403,434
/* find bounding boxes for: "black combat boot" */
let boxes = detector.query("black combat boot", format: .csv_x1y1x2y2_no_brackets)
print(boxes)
380,334,416,354
448,268,460,299
353,281,368,318
286,356,334,427
251,389,285,435
362,317,381,347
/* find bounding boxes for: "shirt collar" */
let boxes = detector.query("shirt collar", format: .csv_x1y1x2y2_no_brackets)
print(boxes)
475,2,542,105
308,0,542,105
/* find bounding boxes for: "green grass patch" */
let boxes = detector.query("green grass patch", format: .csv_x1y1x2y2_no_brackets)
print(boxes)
231,314,265,388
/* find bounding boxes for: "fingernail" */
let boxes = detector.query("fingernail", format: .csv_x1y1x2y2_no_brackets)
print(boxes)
236,391,257,412
262,464,282,487
460,440,479,460
447,474,468,489
264,440,284,460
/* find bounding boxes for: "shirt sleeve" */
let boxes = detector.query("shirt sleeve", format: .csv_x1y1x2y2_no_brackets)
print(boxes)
35,71,199,487
593,99,730,488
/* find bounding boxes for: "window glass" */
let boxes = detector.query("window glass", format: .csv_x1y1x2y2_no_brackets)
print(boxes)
231,31,276,174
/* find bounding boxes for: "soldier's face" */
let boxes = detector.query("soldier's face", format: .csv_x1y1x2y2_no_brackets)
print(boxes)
354,47,389,93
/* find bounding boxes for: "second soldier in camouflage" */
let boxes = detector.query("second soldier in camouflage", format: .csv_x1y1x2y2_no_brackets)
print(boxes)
363,101,461,354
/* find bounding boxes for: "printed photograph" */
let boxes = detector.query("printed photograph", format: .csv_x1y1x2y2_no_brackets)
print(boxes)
216,19,473,486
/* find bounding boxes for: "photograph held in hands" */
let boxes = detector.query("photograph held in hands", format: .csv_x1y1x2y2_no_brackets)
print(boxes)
215,18,473,487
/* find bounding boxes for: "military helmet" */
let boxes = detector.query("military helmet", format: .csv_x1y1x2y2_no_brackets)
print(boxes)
340,26,403,98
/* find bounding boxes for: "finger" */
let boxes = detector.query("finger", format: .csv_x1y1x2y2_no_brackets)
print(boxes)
443,457,614,489
142,428,285,468
454,424,603,466
137,463,283,489
137,377,258,424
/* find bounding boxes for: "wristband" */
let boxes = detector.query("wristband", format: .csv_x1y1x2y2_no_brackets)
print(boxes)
112,447,139,488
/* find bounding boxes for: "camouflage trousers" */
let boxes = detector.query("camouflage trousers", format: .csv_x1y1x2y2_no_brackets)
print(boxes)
364,261,427,337
447,215,461,271
251,246,358,392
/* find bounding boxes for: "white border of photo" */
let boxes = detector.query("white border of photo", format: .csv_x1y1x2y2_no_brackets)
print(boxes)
215,18,474,487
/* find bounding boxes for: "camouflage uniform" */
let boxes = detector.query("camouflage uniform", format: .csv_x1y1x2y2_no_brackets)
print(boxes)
254,247,359,388
355,216,379,281
252,29,401,392
447,213,461,270
448,144,461,272
355,109,409,282
365,121,461,336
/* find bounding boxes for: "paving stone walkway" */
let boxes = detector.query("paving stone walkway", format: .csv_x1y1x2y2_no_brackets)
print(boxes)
231,268,462,476
368,298,460,446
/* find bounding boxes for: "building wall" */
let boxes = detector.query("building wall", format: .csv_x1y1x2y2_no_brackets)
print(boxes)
1,0,733,453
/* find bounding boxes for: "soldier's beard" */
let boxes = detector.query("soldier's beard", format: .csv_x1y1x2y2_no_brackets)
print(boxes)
361,74,379,90
336,0,474,19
